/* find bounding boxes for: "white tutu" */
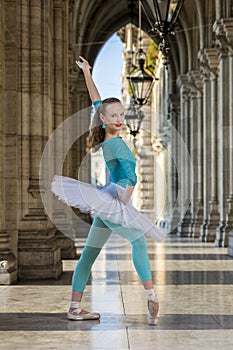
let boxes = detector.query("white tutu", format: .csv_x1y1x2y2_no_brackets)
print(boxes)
51,175,167,242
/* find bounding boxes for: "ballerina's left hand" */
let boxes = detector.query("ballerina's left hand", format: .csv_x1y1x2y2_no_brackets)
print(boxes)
117,186,134,206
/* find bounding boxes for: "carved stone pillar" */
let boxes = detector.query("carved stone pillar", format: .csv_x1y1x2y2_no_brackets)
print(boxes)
214,19,232,247
53,1,76,259
176,75,192,236
18,1,65,279
198,50,212,242
187,71,204,238
206,50,220,240
201,49,220,242
228,49,233,256
167,95,180,233
218,19,233,253
0,0,17,284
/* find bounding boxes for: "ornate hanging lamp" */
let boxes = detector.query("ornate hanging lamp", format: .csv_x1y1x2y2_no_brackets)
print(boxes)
127,1,156,106
125,99,145,138
141,0,185,67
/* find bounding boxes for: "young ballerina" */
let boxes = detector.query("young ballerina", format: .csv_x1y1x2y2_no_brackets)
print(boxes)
51,56,166,325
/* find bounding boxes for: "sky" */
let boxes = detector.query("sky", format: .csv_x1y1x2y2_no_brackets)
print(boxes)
92,33,124,100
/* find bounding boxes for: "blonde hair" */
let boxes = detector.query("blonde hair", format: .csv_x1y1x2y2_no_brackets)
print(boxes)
87,97,121,152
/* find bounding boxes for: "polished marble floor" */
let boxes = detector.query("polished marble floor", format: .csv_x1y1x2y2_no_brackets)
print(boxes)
1,235,233,349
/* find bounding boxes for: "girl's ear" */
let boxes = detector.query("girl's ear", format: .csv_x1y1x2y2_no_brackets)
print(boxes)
99,113,105,123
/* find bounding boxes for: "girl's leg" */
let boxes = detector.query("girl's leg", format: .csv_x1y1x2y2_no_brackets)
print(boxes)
101,219,159,324
68,217,111,320
126,235,160,324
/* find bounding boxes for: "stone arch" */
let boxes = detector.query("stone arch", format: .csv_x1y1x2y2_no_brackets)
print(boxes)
70,1,213,78
71,0,139,64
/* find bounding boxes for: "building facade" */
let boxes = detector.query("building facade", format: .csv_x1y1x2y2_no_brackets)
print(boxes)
0,0,233,285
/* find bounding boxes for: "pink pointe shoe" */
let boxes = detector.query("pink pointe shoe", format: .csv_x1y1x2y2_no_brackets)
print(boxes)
147,300,159,325
67,307,100,321
146,289,159,325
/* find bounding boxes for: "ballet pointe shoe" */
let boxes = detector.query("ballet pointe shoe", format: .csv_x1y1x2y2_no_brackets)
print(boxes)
147,300,159,325
67,307,100,321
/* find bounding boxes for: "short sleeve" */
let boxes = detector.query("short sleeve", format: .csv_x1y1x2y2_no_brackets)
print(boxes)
92,100,102,111
118,157,137,186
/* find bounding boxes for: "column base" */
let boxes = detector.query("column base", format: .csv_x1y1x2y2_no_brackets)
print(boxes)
228,229,233,256
189,204,204,238
18,217,62,279
223,200,233,247
56,230,76,259
169,209,181,234
177,209,192,237
199,219,208,241
200,204,220,242
215,221,228,247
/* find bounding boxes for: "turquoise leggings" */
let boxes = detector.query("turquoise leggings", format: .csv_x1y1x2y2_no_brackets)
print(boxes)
72,216,152,292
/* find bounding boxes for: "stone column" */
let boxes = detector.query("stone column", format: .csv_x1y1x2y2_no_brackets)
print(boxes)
176,75,192,236
203,49,220,241
221,19,233,253
228,49,233,255
198,50,212,242
0,0,17,284
18,0,64,279
187,71,204,238
214,19,231,247
52,0,76,259
167,94,180,233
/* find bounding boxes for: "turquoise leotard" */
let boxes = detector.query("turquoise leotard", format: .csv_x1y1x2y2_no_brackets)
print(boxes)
71,100,152,292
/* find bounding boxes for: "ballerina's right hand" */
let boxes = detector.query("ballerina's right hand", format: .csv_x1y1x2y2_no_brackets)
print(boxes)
75,56,92,71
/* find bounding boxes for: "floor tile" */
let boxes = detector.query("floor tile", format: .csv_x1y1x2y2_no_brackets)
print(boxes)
128,330,233,350
1,236,233,349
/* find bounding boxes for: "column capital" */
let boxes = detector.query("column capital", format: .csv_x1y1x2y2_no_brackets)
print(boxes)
223,18,233,55
220,18,233,43
151,136,168,156
198,49,218,81
176,74,189,89
213,19,230,57
176,74,191,101
188,70,203,97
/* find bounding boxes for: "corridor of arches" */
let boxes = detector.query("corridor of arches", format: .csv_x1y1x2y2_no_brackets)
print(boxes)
0,0,233,348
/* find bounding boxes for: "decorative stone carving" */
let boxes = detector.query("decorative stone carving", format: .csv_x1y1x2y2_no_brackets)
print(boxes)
0,231,17,284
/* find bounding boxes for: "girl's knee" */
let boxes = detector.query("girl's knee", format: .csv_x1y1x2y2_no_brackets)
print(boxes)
81,245,101,261
131,235,147,250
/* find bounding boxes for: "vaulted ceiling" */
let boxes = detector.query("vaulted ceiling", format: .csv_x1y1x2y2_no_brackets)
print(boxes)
70,1,227,74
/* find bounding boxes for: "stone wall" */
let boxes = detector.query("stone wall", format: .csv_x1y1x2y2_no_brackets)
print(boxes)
0,0,91,284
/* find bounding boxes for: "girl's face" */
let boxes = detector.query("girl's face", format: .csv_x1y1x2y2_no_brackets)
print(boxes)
101,102,125,134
